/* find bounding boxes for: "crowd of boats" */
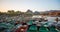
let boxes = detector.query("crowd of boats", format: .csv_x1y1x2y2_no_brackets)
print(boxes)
0,15,60,32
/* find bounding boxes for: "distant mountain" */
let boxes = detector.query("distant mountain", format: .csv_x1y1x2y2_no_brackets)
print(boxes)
47,10,60,12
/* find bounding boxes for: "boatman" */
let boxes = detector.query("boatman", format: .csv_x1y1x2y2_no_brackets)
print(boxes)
55,17,58,22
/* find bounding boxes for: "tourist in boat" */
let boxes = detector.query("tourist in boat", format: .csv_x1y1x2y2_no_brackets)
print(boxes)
55,17,59,22
55,18,60,30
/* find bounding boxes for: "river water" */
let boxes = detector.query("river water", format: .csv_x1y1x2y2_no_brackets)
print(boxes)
47,16,60,21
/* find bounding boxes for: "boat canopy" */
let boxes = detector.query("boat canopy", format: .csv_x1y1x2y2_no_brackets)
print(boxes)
32,15,42,18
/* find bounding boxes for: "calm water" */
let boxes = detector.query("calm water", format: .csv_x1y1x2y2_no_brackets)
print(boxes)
47,16,60,21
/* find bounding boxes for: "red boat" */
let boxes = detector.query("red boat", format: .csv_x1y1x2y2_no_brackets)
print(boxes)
16,25,28,32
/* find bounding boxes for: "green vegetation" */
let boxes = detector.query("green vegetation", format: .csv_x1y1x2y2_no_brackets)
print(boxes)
0,9,33,16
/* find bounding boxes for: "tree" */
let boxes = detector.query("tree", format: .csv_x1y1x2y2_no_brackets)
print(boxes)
25,9,33,16
34,11,40,15
15,11,21,14
7,10,16,16
8,10,15,13
26,9,33,14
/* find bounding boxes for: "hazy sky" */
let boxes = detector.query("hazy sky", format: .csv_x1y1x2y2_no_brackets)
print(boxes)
0,0,60,12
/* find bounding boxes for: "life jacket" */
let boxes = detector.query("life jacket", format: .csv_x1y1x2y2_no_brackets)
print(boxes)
16,25,28,32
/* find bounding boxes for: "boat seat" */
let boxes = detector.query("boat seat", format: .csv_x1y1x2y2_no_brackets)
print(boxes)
39,26,49,32
27,25,37,32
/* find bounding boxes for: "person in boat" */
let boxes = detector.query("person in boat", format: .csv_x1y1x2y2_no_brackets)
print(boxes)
55,17,58,22
15,21,19,26
47,17,58,28
55,18,60,30
15,22,28,32
26,20,33,30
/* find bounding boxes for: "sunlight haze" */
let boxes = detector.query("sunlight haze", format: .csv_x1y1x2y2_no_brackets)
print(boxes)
0,0,60,12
